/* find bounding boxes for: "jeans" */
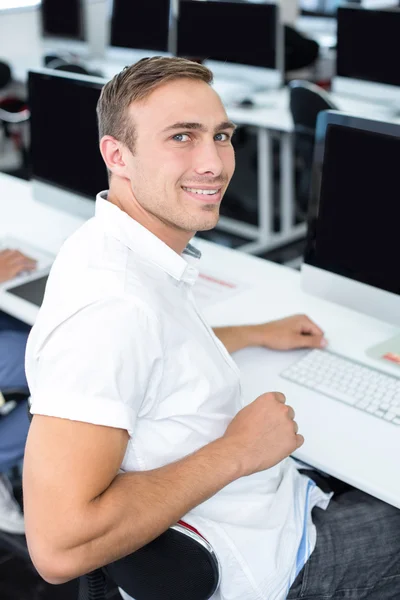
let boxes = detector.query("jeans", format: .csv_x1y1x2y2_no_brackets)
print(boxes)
0,310,30,390
0,311,30,473
288,472,400,599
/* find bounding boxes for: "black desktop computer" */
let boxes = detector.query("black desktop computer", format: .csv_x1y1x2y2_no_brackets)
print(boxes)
177,0,279,70
41,0,83,40
333,6,400,106
110,0,171,53
29,69,108,219
176,0,283,97
303,110,400,324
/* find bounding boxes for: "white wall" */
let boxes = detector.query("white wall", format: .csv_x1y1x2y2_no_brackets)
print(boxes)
0,4,42,71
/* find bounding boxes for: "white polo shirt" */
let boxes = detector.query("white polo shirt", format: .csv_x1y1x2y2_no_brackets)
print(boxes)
26,192,330,600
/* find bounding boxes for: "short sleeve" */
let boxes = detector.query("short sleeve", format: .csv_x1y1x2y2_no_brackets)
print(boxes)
28,297,163,437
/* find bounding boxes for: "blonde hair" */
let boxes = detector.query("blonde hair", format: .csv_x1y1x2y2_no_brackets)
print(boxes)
97,56,213,153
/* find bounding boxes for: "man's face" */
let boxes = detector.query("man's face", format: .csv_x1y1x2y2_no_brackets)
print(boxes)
122,78,236,233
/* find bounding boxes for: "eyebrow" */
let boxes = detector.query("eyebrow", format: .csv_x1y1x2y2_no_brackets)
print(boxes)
162,120,237,134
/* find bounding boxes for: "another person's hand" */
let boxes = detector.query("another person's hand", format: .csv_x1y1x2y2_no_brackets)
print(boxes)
0,249,37,284
223,391,302,476
252,314,327,351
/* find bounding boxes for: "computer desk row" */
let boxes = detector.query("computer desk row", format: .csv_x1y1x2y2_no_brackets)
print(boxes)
226,89,400,254
0,171,399,509
6,43,400,256
6,46,301,255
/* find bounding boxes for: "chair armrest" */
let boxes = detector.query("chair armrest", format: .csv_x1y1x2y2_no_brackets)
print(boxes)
79,522,221,600
0,107,30,124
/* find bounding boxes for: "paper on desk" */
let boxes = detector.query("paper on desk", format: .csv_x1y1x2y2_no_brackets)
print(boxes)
193,271,249,309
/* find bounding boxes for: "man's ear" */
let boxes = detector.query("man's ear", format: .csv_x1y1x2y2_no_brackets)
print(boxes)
99,136,130,179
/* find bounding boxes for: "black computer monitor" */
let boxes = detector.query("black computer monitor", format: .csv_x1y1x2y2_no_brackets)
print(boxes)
303,111,400,324
110,0,171,52
41,0,83,40
336,6,400,88
29,70,108,218
177,0,279,70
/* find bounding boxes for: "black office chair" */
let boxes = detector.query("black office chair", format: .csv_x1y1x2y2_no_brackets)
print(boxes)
45,56,92,76
289,80,338,216
0,61,12,90
45,55,102,78
78,521,220,600
285,26,320,73
1,387,30,417
0,61,30,175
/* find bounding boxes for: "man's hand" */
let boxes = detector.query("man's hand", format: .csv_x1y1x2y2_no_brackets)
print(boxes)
252,314,327,351
223,391,303,477
0,249,37,283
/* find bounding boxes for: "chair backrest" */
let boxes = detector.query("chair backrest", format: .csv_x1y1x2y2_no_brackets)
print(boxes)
46,57,92,76
0,61,12,91
0,98,30,124
288,81,338,217
289,80,338,134
78,522,220,600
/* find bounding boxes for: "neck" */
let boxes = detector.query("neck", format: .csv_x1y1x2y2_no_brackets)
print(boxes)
107,178,194,255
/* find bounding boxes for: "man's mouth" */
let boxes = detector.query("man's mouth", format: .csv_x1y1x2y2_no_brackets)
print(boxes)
182,186,221,196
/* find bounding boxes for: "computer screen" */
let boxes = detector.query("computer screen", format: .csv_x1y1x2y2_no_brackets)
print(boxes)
336,6,400,87
29,70,108,201
177,0,278,69
41,0,83,39
110,0,171,52
305,114,400,297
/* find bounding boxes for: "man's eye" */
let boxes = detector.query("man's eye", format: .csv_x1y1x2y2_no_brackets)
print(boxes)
172,133,190,142
215,133,230,142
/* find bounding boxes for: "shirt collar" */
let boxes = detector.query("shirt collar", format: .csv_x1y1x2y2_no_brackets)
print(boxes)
95,191,201,285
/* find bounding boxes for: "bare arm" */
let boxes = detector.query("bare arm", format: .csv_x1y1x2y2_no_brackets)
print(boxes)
23,393,302,584
213,315,326,354
212,325,259,354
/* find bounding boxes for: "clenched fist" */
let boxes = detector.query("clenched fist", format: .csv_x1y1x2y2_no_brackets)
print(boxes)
223,392,303,477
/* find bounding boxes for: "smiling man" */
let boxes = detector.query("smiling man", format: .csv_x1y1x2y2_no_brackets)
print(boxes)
23,57,400,600
98,65,236,251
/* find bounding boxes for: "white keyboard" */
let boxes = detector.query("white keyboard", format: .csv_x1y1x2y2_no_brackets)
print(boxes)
281,349,400,426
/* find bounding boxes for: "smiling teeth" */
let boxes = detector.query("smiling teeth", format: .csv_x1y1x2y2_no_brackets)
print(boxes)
183,187,218,195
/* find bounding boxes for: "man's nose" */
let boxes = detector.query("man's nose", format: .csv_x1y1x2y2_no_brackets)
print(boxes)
193,140,224,177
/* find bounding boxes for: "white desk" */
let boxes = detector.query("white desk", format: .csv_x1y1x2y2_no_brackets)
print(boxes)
1,172,400,509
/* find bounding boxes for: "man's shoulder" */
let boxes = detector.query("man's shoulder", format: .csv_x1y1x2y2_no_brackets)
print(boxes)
29,283,163,362
36,225,161,335
51,219,152,301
